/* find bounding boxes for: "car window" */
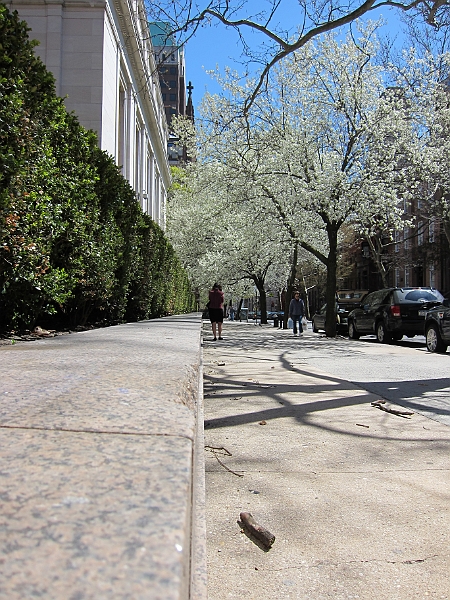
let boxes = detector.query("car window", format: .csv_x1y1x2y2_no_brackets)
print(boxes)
393,289,444,303
366,291,389,306
363,292,377,307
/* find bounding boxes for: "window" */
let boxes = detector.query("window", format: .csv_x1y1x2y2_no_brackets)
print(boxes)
170,66,177,75
417,221,424,245
402,289,442,302
429,219,435,243
394,267,400,287
162,93,166,101
403,227,409,250
404,267,410,286
169,93,177,101
395,230,400,253
363,292,377,307
169,80,177,88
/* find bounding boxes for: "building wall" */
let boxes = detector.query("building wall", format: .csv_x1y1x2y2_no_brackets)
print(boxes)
343,212,450,295
8,0,171,229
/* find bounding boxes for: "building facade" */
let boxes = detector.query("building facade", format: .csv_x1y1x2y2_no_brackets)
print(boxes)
150,21,194,164
340,208,450,296
8,0,171,228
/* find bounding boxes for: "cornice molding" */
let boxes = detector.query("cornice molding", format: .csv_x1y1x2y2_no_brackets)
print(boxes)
8,0,107,8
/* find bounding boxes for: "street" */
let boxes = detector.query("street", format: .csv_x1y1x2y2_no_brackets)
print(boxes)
297,329,450,427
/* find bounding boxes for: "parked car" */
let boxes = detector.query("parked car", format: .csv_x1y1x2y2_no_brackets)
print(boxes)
312,291,368,334
347,287,445,343
424,298,450,353
267,311,284,320
336,290,368,303
312,302,352,334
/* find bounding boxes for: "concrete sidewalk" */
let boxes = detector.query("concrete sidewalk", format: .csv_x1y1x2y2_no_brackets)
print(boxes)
0,315,205,600
203,321,450,600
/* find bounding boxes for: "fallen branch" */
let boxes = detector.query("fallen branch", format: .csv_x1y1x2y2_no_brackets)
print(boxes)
205,445,232,456
205,445,244,477
371,400,414,418
239,512,275,549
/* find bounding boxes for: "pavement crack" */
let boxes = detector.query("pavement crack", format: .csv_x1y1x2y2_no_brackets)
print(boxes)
254,555,440,572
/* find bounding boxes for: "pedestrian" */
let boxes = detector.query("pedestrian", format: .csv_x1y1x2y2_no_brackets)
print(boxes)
208,283,224,341
288,291,306,336
228,301,235,321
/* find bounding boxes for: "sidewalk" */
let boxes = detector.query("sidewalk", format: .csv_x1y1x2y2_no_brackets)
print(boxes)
0,315,205,600
203,321,450,600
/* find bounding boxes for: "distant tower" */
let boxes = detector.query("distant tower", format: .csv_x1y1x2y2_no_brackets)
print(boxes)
150,22,195,164
186,81,195,121
149,22,186,127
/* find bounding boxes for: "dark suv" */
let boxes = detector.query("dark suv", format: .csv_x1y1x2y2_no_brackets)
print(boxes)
347,287,445,343
424,298,450,353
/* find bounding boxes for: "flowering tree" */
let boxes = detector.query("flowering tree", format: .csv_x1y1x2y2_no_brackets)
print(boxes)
188,25,419,335
401,53,450,246
147,0,449,112
167,162,292,322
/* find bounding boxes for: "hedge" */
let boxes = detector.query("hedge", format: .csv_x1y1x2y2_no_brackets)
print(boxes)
0,5,195,332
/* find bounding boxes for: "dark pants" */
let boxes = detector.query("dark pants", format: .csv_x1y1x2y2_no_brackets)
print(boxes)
292,315,303,334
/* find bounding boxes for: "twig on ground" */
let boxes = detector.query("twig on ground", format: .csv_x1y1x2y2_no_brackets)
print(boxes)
371,400,414,418
205,445,232,456
205,445,244,477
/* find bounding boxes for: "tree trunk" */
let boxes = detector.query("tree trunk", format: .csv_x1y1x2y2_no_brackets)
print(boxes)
254,278,268,324
325,225,338,338
236,298,243,320
284,242,298,329
366,235,389,288
443,218,450,248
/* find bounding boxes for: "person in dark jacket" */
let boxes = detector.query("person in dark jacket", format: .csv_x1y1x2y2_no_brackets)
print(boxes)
288,291,305,336
208,283,224,340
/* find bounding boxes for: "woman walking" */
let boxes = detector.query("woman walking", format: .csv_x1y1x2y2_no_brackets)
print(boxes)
208,283,224,341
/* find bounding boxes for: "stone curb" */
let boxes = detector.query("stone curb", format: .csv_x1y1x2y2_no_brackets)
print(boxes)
0,314,206,599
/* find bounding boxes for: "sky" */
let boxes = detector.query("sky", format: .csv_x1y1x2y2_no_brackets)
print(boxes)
181,3,407,111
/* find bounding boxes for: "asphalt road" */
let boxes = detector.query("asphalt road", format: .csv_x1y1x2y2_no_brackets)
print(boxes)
293,328,450,427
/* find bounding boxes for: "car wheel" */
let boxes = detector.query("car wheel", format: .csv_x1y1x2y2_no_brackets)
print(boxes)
426,323,448,353
312,320,319,333
376,321,391,343
348,320,360,340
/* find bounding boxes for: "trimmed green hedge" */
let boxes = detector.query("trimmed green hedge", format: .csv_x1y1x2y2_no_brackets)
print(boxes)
0,5,195,331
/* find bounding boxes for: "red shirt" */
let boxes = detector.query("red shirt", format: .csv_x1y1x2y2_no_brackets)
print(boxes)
209,289,224,309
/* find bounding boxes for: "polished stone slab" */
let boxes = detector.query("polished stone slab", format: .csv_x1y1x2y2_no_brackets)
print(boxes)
0,315,206,599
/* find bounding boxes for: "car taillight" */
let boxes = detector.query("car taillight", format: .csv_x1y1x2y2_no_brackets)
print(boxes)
390,304,401,318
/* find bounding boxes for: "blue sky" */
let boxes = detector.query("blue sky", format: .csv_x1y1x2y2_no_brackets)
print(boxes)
182,4,406,110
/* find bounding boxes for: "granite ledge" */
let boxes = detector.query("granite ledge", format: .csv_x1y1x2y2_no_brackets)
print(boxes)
0,314,206,599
